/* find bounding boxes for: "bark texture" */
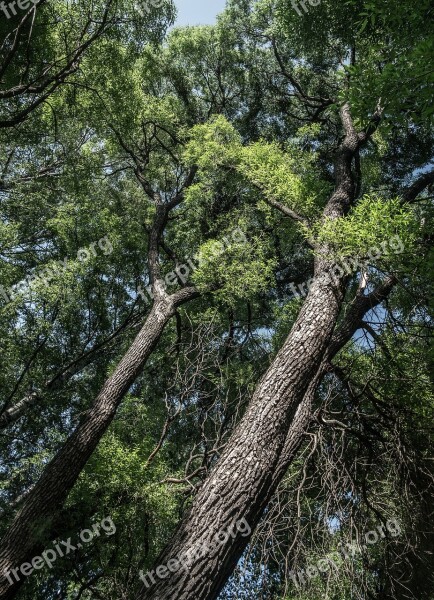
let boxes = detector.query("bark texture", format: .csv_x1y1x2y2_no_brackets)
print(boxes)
273,275,396,484
0,393,39,430
137,104,381,600
0,161,198,599
138,278,396,600
0,290,195,599
138,273,345,600
137,146,431,599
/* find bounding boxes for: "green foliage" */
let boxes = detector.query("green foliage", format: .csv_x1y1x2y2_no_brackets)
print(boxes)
192,231,277,304
309,195,418,262
344,0,434,124
184,115,243,167
184,116,327,225
1,0,433,598
238,141,321,218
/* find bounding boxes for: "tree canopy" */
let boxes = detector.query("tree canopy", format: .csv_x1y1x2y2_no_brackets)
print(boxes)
0,0,433,599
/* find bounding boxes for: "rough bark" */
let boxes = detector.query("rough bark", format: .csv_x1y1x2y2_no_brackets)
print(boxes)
136,104,382,600
0,290,197,600
0,168,198,597
138,271,345,600
272,274,397,484
401,168,434,204
0,288,196,599
139,274,397,600
0,151,198,598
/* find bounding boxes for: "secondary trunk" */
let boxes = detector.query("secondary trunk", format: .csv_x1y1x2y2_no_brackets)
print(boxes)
137,268,346,600
0,297,178,599
137,274,397,599
272,275,396,484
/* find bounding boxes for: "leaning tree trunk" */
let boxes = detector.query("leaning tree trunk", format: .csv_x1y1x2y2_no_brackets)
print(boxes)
271,275,396,485
138,269,345,600
137,273,395,600
0,289,196,600
137,280,396,600
136,103,382,600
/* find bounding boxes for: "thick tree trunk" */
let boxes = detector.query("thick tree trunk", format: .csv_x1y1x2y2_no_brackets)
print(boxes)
0,292,194,599
137,270,346,600
136,103,383,600
137,275,396,600
272,275,396,483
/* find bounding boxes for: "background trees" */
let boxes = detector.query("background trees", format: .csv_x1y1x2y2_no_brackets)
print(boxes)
0,0,433,598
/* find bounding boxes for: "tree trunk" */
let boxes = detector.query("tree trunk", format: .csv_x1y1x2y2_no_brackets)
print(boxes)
0,309,142,430
0,292,193,599
272,275,396,484
137,273,397,600
137,270,346,600
136,103,383,600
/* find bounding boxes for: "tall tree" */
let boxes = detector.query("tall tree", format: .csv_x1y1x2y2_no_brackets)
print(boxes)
0,0,432,598
134,0,433,597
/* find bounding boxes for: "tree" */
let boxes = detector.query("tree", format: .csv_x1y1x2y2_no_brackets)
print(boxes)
0,0,433,598
133,0,434,597
0,0,175,128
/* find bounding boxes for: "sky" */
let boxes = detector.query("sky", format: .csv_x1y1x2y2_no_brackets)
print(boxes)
175,0,227,26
